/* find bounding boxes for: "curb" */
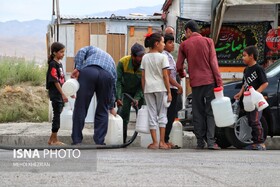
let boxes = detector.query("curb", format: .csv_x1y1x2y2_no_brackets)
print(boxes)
0,122,279,150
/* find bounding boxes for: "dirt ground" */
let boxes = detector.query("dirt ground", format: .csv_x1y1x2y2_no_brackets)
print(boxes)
0,83,48,122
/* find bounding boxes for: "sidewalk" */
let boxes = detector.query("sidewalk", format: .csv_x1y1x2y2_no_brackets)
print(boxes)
0,111,279,149
0,122,196,148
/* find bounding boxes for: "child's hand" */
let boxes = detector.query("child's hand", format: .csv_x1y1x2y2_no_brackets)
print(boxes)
62,94,68,103
167,92,172,102
70,95,76,99
234,92,242,100
177,85,183,95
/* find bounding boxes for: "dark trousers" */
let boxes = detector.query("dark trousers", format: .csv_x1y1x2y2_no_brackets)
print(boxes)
71,65,113,145
192,84,216,147
247,109,264,144
165,88,178,143
51,101,63,133
117,93,144,143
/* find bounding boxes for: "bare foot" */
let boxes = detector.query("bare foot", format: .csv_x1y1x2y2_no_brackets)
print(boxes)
49,141,66,145
159,142,171,150
147,143,159,149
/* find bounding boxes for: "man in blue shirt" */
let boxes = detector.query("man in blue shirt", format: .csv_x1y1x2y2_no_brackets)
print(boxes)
71,46,117,145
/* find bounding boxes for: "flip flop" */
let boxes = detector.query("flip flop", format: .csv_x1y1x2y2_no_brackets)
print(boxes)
171,145,181,149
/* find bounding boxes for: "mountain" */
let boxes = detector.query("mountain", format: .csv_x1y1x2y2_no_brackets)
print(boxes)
92,5,162,17
0,5,162,63
0,19,50,62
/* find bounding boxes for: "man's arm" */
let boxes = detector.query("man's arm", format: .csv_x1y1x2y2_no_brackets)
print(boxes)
176,43,186,78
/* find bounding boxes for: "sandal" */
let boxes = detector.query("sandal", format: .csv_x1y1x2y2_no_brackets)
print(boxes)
171,145,181,149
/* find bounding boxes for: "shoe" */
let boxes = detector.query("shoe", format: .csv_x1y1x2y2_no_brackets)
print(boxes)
208,143,221,150
196,145,205,149
244,143,266,150
71,142,82,146
196,142,205,149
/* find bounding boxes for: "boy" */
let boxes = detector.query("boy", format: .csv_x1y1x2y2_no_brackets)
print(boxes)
162,34,183,148
234,45,268,150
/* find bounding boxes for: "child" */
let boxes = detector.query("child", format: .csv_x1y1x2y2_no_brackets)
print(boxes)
234,45,268,150
162,34,183,149
140,32,172,149
46,42,68,145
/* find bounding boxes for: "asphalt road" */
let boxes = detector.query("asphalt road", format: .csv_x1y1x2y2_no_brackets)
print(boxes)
1,148,280,186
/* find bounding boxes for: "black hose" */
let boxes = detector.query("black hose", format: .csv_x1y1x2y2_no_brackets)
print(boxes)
0,93,138,150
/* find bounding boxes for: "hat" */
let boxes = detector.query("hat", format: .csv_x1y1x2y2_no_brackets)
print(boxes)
131,43,145,56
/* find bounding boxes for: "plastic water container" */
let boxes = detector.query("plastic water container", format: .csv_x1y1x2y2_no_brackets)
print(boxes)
211,87,235,127
232,100,240,122
248,86,269,111
105,114,123,145
60,102,73,130
243,91,255,112
62,78,80,97
135,105,150,134
170,118,183,148
140,127,159,148
163,94,171,107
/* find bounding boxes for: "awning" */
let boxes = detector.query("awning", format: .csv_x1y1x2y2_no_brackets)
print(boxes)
211,0,278,43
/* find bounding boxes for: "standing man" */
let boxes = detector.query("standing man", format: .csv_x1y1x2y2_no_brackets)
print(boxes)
71,46,117,145
116,43,145,143
176,20,223,150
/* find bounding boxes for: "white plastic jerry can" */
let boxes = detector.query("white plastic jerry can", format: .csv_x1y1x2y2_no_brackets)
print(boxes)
211,86,235,127
248,86,269,111
105,114,123,145
135,105,150,134
243,91,255,112
170,118,183,148
60,102,73,130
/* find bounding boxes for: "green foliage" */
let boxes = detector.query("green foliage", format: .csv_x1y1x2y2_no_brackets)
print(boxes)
0,104,48,122
0,56,49,122
0,56,47,87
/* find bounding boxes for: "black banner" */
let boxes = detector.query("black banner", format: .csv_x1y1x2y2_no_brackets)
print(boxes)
176,18,271,66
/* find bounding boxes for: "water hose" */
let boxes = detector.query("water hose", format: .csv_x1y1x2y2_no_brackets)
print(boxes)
0,93,138,150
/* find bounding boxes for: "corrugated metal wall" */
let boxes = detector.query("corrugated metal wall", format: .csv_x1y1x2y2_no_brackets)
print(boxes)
180,0,276,23
180,0,212,21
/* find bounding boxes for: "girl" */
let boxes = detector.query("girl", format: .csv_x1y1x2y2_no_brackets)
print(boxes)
46,42,68,145
140,32,172,149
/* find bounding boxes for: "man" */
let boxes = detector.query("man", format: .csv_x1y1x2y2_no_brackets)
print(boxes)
116,43,145,143
176,20,223,150
71,46,117,145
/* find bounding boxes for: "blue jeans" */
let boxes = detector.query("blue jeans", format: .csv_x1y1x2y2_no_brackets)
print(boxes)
71,65,113,145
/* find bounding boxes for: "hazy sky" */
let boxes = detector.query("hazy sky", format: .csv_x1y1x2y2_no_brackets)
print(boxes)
0,0,165,22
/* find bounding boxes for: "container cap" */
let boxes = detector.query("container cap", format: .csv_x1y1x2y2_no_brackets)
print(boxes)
214,86,223,92
244,91,251,96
